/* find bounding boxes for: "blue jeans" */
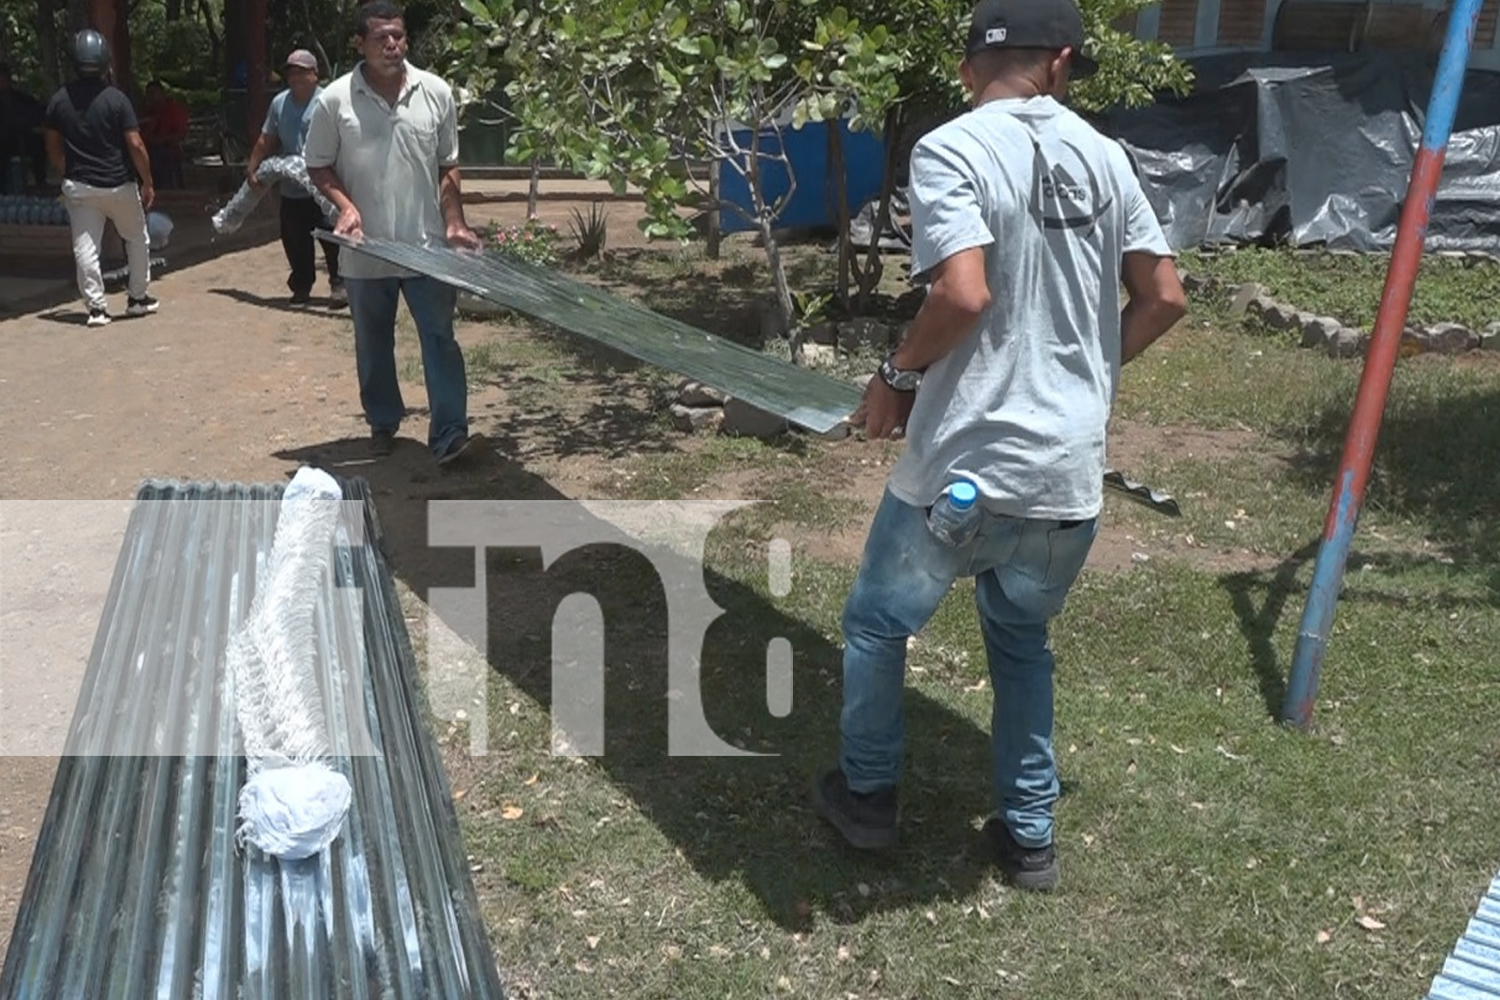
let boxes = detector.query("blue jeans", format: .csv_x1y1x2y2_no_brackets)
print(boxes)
839,487,1099,848
344,275,468,456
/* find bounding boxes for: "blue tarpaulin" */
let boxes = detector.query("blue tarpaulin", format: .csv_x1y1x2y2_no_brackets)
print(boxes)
717,117,887,234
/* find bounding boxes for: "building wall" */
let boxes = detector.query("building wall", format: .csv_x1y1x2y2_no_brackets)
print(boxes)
1129,0,1500,71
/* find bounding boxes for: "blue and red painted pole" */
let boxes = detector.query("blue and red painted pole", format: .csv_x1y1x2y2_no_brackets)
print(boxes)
1282,0,1485,730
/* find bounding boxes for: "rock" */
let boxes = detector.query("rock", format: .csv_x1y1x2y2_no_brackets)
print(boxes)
804,321,837,345
1262,302,1302,332
1481,321,1500,350
794,342,839,367
1399,325,1424,357
676,380,727,406
1181,271,1210,293
1327,327,1367,359
722,398,789,439
1421,321,1476,354
837,317,895,352
1230,282,1270,316
670,404,721,433
1300,315,1342,349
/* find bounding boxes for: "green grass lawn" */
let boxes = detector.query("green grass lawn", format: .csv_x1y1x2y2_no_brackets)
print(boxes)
419,249,1500,1000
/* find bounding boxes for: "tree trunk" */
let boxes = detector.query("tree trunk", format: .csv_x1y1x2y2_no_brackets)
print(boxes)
706,157,721,260
165,0,182,20
34,0,63,93
223,0,245,88
855,106,906,315
527,156,540,218
246,0,268,150
196,0,221,67
828,118,851,313
746,121,795,341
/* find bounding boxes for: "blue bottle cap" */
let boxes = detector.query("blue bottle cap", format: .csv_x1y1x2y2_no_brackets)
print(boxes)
949,480,977,509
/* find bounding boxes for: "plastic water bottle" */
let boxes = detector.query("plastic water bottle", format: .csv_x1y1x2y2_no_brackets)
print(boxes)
927,478,982,548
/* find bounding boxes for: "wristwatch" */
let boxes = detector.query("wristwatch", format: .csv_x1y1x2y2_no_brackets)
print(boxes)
877,354,923,392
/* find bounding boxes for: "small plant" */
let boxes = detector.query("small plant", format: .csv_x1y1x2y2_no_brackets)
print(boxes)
485,217,561,267
791,288,833,328
569,201,609,260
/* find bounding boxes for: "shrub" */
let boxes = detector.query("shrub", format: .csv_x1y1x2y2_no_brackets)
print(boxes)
485,217,561,267
569,202,609,260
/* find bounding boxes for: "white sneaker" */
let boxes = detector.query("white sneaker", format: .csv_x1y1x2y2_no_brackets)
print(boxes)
86,308,111,327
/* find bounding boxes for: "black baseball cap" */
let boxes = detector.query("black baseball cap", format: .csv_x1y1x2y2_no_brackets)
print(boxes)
965,0,1098,77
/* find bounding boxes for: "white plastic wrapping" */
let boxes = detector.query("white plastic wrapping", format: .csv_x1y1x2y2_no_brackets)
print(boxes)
211,154,339,235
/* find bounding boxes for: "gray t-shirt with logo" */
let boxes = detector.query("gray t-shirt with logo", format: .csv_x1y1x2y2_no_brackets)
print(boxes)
886,95,1172,522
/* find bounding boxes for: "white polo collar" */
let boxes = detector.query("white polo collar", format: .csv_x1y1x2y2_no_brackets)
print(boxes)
352,60,421,110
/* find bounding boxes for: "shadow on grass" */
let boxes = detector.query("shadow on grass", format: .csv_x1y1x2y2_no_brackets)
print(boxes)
1279,379,1500,584
1224,379,1500,719
273,431,1001,931
1220,539,1318,719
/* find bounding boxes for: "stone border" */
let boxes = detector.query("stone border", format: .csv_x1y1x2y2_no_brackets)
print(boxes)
1185,272,1500,358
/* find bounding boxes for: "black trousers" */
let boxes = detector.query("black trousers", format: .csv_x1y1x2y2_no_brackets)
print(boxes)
279,193,340,294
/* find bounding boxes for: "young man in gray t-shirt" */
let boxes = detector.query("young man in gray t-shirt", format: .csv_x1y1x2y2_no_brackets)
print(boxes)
813,0,1187,892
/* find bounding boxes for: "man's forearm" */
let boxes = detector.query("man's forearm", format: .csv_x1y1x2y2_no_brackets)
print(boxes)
246,133,276,176
1120,298,1182,364
127,142,151,187
439,165,467,227
308,165,355,213
45,132,64,176
890,298,984,372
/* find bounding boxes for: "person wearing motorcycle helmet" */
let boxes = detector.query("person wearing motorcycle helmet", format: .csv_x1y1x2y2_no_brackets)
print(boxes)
43,28,159,327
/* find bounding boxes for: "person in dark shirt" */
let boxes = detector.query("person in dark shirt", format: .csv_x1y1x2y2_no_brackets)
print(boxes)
44,29,158,327
0,64,48,193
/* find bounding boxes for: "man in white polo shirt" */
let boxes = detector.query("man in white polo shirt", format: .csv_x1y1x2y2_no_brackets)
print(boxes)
303,0,484,465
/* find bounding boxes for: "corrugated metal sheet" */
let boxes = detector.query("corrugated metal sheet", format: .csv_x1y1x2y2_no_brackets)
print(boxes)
1425,872,1500,1000
316,232,864,435
0,477,506,1000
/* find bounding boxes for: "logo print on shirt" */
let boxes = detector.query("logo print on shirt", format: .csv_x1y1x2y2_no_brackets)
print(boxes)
1040,140,1113,236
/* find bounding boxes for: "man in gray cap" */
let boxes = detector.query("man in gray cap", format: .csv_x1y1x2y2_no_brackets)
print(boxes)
246,48,343,306
813,0,1186,892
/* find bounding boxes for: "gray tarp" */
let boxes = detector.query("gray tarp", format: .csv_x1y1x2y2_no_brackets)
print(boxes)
1101,52,1500,252
851,53,1500,254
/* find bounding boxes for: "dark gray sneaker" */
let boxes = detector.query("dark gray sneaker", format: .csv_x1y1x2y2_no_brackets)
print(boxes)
983,816,1058,892
811,768,898,849
370,429,396,456
436,433,474,466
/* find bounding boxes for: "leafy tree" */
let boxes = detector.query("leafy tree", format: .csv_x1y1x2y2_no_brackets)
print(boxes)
450,0,905,339
447,0,1191,336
